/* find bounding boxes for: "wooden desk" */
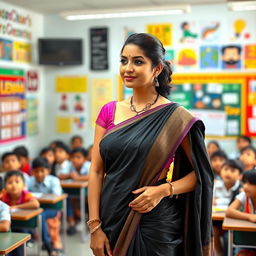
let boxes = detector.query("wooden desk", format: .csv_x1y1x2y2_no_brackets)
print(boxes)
0,232,31,255
223,217,256,256
61,180,88,242
212,211,225,221
11,208,43,256
33,193,67,253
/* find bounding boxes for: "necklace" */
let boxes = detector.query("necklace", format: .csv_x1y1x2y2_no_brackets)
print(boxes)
130,93,159,115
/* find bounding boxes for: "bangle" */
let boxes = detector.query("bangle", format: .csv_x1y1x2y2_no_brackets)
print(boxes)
90,221,102,234
167,181,174,198
87,219,101,227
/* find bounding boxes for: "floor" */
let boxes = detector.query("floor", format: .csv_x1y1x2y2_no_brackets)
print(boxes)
26,223,93,256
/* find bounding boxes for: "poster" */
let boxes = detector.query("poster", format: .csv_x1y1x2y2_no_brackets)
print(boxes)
0,38,13,61
244,44,256,69
90,28,108,70
13,41,31,63
27,96,38,136
146,24,172,46
91,78,113,125
0,68,26,143
200,46,219,69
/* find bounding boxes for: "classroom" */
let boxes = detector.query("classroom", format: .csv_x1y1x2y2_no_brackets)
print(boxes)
0,0,256,255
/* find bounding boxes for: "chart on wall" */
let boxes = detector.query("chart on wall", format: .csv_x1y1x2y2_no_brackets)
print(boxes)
0,68,26,143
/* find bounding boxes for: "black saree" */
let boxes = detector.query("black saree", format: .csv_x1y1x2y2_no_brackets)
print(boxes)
99,102,213,256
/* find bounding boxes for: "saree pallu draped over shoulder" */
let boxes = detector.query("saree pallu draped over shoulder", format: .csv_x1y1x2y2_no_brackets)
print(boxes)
99,103,214,256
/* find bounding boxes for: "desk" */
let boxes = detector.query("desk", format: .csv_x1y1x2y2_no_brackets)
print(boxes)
212,211,225,221
36,193,67,252
11,208,43,256
61,180,88,242
223,217,256,256
0,232,31,255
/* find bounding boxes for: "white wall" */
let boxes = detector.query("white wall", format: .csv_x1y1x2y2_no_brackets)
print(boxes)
0,1,45,158
43,3,256,155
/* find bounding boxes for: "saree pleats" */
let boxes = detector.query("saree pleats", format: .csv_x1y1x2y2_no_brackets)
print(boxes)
99,103,213,256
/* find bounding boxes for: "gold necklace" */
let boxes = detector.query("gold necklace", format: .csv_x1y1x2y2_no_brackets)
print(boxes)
130,93,159,115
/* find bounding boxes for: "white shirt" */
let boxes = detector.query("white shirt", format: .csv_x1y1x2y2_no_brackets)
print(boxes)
55,160,71,176
213,180,241,207
0,200,10,222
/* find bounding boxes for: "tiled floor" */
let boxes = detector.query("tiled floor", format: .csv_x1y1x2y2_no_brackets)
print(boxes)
26,225,93,256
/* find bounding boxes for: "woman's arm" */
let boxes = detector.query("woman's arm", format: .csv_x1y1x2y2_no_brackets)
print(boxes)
130,134,197,213
226,199,256,222
11,199,40,210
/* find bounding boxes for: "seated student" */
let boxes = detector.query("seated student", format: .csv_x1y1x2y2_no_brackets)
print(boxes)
213,159,243,256
210,150,228,180
54,143,71,179
0,200,10,232
40,147,56,175
207,140,221,158
0,171,39,209
13,146,31,176
237,135,252,154
49,140,63,150
70,135,83,149
226,170,256,256
240,145,256,172
1,152,29,185
27,157,63,256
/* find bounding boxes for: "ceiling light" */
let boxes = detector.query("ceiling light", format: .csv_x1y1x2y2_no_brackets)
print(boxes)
228,1,256,11
60,5,191,20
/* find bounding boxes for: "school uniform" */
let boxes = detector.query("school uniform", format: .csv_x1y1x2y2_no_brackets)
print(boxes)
0,200,10,223
54,160,71,177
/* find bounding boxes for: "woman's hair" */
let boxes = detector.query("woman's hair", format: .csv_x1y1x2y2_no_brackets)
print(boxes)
121,33,172,97
242,169,256,185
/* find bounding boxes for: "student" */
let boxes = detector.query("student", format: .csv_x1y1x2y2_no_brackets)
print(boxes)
69,147,90,181
0,200,10,232
237,135,252,154
213,159,243,256
207,140,221,158
0,171,39,209
240,145,256,172
54,143,71,179
210,150,228,180
13,146,31,176
40,147,56,174
226,170,256,256
0,152,29,185
70,135,83,149
49,140,63,150
27,157,63,256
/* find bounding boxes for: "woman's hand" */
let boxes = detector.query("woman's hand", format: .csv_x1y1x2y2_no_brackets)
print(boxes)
129,185,168,213
90,228,112,256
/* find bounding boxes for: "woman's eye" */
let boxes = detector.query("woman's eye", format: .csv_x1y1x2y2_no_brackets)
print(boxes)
135,59,143,65
120,59,127,64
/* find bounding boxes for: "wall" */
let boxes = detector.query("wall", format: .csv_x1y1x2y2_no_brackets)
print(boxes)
0,1,45,157
43,4,256,155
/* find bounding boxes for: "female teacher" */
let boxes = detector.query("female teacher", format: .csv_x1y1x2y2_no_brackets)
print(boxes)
88,33,213,256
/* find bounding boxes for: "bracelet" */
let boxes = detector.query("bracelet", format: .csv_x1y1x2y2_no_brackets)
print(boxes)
87,219,101,227
167,181,174,198
90,221,102,234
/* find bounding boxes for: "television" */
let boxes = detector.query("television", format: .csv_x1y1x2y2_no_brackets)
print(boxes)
38,38,83,65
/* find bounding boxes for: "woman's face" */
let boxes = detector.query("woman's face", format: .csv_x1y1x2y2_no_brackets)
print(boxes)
120,44,156,89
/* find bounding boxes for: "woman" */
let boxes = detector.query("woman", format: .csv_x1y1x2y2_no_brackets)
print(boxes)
88,33,213,256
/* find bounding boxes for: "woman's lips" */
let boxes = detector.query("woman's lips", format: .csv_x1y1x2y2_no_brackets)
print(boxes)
124,76,136,81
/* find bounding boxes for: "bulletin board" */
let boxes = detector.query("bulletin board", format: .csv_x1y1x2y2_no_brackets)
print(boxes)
118,73,256,138
0,68,26,143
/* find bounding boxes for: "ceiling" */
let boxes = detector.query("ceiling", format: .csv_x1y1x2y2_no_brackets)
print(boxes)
3,0,228,14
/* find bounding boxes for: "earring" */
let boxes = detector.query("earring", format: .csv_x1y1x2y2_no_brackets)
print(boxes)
154,77,159,87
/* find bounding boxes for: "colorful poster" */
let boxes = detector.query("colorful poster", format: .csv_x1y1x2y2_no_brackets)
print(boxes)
201,21,220,42
200,46,219,69
56,116,71,133
91,78,113,125
13,41,31,63
56,76,87,93
146,24,172,46
165,49,175,66
177,48,197,68
27,96,38,136
179,21,198,43
0,68,26,143
221,45,242,69
244,44,256,69
26,70,39,92
0,38,13,61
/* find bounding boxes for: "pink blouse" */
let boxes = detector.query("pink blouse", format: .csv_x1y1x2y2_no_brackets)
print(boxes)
96,101,173,169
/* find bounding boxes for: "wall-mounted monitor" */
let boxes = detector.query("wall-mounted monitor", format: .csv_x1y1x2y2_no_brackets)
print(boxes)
38,38,83,66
